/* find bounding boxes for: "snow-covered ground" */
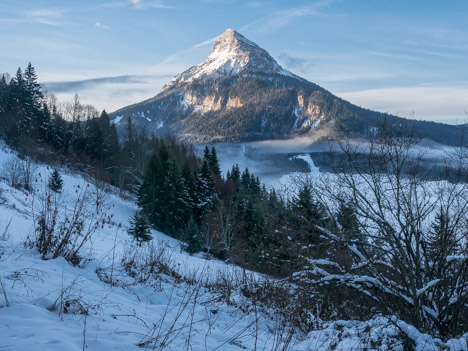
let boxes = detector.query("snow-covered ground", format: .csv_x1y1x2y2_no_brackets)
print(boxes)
0,143,467,350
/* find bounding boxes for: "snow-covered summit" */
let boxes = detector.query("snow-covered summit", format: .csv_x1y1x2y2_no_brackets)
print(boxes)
163,28,295,89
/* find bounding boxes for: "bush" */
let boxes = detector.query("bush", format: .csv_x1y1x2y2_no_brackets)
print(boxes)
1,156,37,190
31,174,111,263
2,157,24,188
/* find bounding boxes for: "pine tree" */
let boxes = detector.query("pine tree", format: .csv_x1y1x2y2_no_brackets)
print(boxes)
288,184,328,261
185,216,202,254
128,211,152,244
227,164,241,184
336,200,362,243
37,103,52,143
48,169,63,192
0,74,10,115
203,145,210,162
50,110,69,153
427,208,459,263
84,117,103,161
98,110,120,179
208,146,221,177
6,67,28,145
181,163,198,220
120,118,140,191
24,62,43,109
196,160,215,216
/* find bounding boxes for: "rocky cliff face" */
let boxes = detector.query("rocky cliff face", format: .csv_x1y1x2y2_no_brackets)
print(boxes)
110,29,461,145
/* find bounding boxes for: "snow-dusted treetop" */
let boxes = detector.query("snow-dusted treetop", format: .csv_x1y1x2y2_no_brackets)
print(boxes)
163,28,296,89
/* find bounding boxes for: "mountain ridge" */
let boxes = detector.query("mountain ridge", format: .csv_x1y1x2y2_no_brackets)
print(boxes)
110,29,463,146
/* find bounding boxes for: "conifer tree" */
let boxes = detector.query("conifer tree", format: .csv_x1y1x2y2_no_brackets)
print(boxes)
128,211,152,244
185,216,202,254
196,160,215,215
227,164,241,185
203,145,210,162
181,163,198,220
208,146,221,177
99,110,120,177
288,184,328,261
24,62,43,109
336,200,362,243
48,169,63,192
84,117,103,161
37,103,52,143
0,74,10,115
6,67,28,145
427,208,459,262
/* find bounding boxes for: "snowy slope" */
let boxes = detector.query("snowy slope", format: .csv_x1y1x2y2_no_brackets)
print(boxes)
0,143,467,351
163,28,297,90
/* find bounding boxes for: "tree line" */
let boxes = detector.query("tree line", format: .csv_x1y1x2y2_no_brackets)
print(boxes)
1,63,155,192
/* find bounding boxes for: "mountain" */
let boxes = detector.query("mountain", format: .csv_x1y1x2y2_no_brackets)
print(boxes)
110,28,462,145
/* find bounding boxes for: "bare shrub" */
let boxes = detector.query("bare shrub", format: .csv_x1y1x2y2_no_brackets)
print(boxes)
86,168,110,213
30,173,111,263
2,157,23,188
296,119,468,339
20,156,37,191
121,240,180,287
1,156,38,190
137,283,203,350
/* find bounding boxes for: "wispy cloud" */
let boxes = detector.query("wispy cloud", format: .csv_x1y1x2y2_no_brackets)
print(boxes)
277,53,315,74
95,22,110,30
25,9,64,26
128,0,174,9
1,9,65,25
45,74,175,112
240,0,334,34
192,36,218,48
45,74,172,93
149,37,214,76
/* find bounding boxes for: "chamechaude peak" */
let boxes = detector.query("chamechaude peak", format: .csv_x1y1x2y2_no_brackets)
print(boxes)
111,29,460,145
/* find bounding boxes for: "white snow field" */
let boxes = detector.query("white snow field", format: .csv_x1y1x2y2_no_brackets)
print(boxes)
0,143,467,351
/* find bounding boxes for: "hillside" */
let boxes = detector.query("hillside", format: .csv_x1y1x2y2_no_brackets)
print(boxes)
110,29,463,145
2,143,468,350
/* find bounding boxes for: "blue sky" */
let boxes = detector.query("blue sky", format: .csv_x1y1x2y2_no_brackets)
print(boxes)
1,0,467,123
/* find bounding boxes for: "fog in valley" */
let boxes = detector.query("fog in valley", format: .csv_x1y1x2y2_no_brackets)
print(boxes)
195,137,458,190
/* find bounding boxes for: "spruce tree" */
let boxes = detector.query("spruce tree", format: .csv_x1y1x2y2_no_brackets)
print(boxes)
196,160,215,215
84,117,103,161
181,163,198,220
336,200,362,243
427,208,459,262
99,110,120,179
48,169,63,192
128,211,152,244
24,62,43,108
208,146,221,177
288,184,328,261
185,216,202,254
203,145,210,162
